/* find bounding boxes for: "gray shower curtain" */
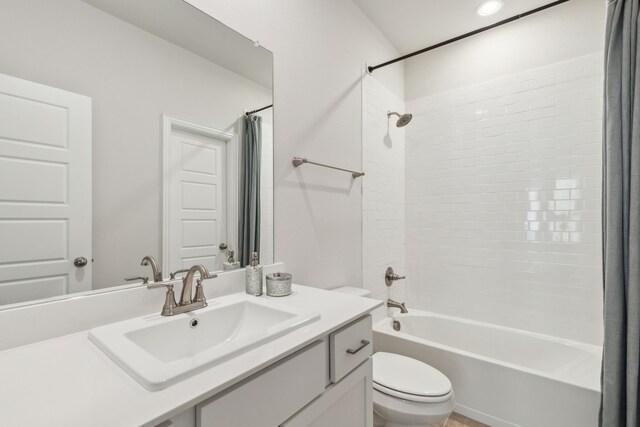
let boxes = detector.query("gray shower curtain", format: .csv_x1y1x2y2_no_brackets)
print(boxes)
238,115,261,267
600,0,640,426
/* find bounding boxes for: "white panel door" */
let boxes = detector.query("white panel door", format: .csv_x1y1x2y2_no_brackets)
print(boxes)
166,126,228,273
0,73,92,305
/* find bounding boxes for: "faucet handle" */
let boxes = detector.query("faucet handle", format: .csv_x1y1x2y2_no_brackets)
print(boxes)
193,279,206,304
125,276,149,284
192,272,217,304
147,280,180,316
171,269,217,280
385,267,406,286
170,269,190,279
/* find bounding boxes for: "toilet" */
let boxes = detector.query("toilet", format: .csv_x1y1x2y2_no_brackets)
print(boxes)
332,287,455,427
372,352,455,427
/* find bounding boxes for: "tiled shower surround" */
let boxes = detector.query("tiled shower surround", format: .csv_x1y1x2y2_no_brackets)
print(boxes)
405,53,604,344
362,75,406,305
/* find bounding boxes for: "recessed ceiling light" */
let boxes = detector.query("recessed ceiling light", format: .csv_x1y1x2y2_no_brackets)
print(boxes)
477,0,504,16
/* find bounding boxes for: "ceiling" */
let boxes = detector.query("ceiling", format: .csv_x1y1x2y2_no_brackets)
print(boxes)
353,0,564,55
83,0,273,88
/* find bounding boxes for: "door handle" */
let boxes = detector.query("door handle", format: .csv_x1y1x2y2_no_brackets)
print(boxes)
219,243,228,250
74,256,88,267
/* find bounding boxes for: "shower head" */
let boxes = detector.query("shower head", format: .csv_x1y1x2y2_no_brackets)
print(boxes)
387,111,413,127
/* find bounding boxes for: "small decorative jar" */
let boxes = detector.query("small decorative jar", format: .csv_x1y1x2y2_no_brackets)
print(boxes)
266,272,292,297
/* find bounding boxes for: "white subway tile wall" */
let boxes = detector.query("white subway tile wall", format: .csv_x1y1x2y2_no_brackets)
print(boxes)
362,75,406,307
405,53,604,345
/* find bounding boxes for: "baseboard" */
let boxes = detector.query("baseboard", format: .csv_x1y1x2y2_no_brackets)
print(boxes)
454,403,520,427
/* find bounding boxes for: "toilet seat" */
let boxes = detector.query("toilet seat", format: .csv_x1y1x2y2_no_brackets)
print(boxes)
373,381,453,403
372,352,453,403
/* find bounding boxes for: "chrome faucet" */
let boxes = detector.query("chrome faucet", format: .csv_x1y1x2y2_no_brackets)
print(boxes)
148,264,217,316
141,255,162,282
387,299,408,314
180,264,210,305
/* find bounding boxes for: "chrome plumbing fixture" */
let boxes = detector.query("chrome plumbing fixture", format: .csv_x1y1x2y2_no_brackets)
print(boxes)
169,268,190,279
387,299,408,314
385,267,406,286
387,111,413,127
141,255,162,282
148,265,217,316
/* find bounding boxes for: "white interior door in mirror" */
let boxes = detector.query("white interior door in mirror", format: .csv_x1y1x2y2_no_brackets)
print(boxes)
163,117,237,274
0,73,92,305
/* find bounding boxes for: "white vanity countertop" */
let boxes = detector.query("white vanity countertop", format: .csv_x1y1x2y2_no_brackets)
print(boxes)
0,285,381,427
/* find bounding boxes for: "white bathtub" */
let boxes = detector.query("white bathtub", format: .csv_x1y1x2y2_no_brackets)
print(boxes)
373,310,601,427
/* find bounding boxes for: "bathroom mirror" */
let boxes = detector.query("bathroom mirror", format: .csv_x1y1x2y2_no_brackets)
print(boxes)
0,0,273,309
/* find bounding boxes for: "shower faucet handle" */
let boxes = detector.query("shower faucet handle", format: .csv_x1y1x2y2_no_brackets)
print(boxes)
385,267,406,287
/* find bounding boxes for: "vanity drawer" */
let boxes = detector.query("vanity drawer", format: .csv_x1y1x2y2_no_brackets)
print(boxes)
329,315,372,383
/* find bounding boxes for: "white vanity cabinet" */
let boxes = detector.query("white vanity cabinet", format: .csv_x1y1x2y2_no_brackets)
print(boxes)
282,315,374,427
159,315,374,427
0,282,382,427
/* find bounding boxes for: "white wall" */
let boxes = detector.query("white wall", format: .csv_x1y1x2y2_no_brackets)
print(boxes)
0,0,272,289
405,52,604,344
187,0,404,288
405,0,605,100
362,75,406,307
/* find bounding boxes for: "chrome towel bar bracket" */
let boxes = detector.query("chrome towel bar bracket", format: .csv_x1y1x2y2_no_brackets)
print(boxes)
292,157,365,178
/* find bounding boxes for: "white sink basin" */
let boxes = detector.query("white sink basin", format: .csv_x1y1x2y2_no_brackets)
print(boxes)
89,293,320,390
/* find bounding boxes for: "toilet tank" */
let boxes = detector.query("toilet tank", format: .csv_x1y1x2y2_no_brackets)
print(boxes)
332,286,371,298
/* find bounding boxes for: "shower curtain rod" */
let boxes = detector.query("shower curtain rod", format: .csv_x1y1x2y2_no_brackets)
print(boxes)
367,0,571,73
245,104,273,116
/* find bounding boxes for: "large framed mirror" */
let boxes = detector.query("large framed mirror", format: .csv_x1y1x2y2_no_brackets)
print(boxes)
0,0,273,309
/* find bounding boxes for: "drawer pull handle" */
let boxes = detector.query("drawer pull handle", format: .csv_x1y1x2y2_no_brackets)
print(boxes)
346,339,370,355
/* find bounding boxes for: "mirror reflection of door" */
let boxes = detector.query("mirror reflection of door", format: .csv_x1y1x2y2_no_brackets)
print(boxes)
0,73,92,305
0,0,273,310
164,117,237,274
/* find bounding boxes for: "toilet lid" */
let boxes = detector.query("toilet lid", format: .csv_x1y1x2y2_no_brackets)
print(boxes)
372,352,452,401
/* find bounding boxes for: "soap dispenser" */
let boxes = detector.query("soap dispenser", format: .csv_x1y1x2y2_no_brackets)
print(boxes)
223,250,240,271
245,252,263,296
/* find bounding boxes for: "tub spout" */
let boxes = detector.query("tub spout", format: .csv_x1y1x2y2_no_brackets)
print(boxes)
387,299,408,314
